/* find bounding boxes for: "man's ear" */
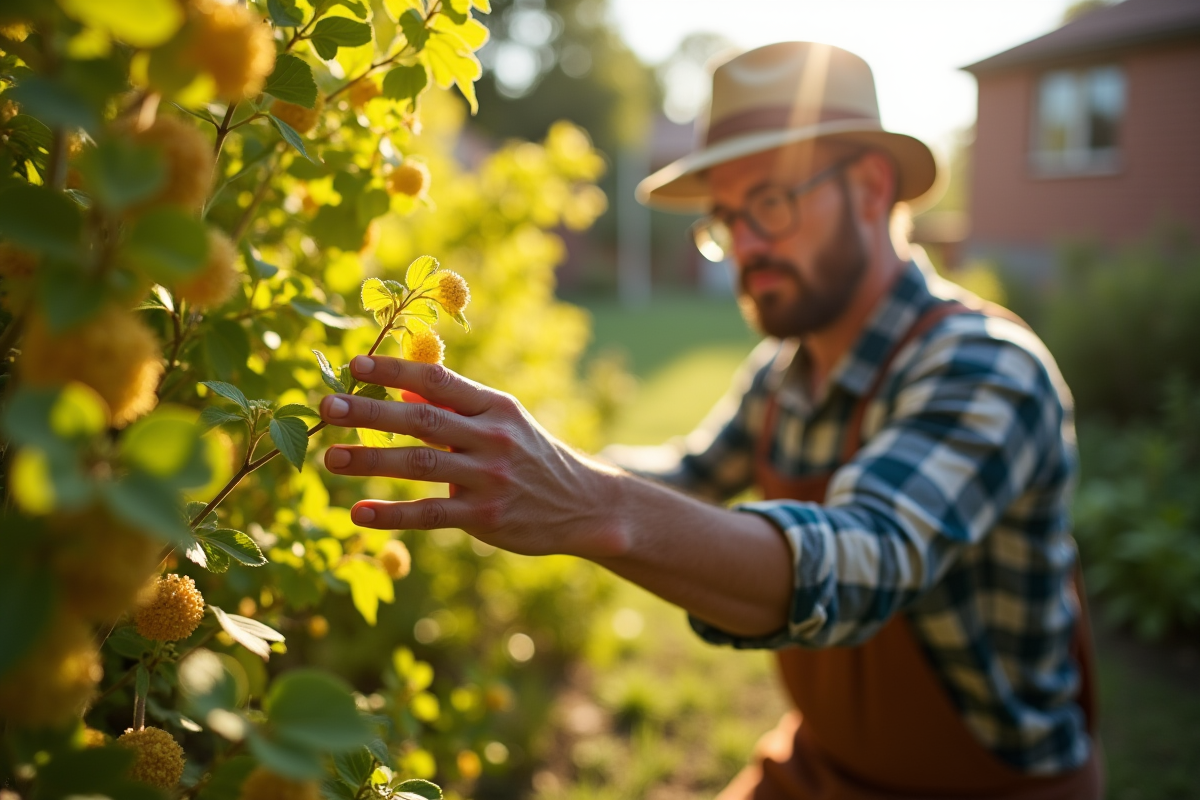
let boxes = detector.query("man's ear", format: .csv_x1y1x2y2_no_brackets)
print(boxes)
846,151,898,225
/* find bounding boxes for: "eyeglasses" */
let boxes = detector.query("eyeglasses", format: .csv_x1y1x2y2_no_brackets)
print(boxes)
691,158,855,262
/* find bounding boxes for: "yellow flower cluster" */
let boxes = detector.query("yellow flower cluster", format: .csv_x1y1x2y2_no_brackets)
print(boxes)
175,228,240,310
238,767,321,800
403,329,444,365
51,511,161,622
181,0,275,101
20,306,163,427
82,727,109,748
386,161,430,198
271,95,324,135
378,539,412,580
0,615,101,727
435,270,470,315
122,115,215,213
135,574,206,642
117,727,185,789
348,79,381,109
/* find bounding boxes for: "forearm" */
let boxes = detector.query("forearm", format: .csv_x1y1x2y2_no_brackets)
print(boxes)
588,465,793,638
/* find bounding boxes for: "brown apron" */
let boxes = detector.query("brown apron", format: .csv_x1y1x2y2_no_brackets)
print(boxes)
717,302,1103,800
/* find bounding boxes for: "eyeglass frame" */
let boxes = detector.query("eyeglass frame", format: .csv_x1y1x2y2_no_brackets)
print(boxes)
690,155,861,263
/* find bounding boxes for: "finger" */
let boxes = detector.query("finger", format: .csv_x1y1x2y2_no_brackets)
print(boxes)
324,444,474,484
319,393,476,448
351,498,469,531
349,356,498,416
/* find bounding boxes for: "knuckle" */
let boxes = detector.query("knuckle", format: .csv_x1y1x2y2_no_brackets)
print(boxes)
410,402,442,436
420,501,447,529
361,398,382,423
364,447,381,472
484,423,516,451
476,500,504,529
408,447,438,479
423,363,453,393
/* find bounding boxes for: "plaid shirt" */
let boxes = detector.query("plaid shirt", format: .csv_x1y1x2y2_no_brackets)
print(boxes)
611,260,1090,775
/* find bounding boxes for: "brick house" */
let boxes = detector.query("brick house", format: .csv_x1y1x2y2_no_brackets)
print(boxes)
962,0,1200,277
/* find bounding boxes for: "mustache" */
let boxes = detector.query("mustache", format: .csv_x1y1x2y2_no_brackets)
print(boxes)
739,258,801,290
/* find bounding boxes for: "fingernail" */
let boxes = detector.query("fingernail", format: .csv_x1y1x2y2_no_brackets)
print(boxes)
353,506,376,524
354,356,375,374
327,396,350,418
327,447,350,468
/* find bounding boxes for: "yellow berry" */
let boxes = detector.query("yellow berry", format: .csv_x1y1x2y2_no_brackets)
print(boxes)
238,766,322,800
82,727,109,747
120,115,215,213
402,328,444,365
20,306,163,427
181,0,275,101
385,161,430,198
135,574,206,642
117,727,185,789
270,95,323,135
0,614,102,728
307,615,329,639
348,79,381,109
378,539,411,580
434,270,470,316
175,228,240,310
50,511,162,622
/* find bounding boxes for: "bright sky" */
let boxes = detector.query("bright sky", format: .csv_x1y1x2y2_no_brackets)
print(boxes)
608,0,1079,153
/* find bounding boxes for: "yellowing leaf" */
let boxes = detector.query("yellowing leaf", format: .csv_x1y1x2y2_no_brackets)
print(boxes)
404,254,439,290
11,447,54,514
49,382,109,436
431,14,488,50
334,557,394,625
471,0,491,11
60,0,184,48
384,0,425,22
423,34,482,113
361,277,396,325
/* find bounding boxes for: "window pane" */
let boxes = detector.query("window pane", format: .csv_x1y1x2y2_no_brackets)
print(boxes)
1038,70,1079,154
1087,65,1125,150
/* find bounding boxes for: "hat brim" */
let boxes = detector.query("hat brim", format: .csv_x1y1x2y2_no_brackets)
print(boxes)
637,120,943,213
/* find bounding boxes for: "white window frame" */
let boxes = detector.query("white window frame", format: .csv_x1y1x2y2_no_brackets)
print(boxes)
1029,63,1126,177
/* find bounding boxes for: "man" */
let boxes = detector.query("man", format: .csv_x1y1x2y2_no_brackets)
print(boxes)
318,42,1102,799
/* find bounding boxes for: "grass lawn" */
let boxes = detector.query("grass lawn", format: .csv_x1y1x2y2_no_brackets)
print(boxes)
539,292,1200,800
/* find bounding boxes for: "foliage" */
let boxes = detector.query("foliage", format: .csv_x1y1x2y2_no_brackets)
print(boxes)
0,1,615,798
1074,378,1200,640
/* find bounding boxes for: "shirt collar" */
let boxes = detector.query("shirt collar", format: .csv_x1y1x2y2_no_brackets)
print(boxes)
768,258,942,410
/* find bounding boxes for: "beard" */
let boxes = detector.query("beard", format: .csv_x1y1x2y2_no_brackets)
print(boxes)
736,182,868,339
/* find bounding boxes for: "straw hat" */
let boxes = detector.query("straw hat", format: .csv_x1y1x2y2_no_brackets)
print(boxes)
637,42,941,212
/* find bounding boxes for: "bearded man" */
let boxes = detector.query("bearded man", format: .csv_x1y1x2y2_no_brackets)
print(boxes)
319,42,1103,799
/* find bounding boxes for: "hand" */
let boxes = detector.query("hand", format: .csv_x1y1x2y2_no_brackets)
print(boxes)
317,355,629,558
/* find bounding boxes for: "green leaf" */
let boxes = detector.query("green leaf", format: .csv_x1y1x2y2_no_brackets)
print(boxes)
124,207,208,284
0,557,55,679
309,199,365,250
7,75,98,132
59,0,184,48
196,539,232,573
366,738,392,769
242,243,280,280
290,297,364,329
270,416,309,471
354,382,388,400
49,382,108,439
335,748,375,788
3,114,53,173
356,187,390,225
266,669,373,750
0,183,83,260
203,318,252,382
398,9,429,51
275,404,319,419
77,138,166,212
199,405,246,432
197,756,259,800
121,407,208,485
309,17,372,60
405,255,439,291
265,53,318,108
211,605,284,661
360,277,395,325
267,0,304,27
381,63,428,104
313,349,346,393
102,472,195,547
201,381,252,415
270,114,321,164
198,529,268,567
423,31,482,113
247,729,323,779
106,626,155,659
36,263,106,333
405,298,438,325
451,308,471,331
395,779,443,800
332,557,394,625
357,427,394,447
329,0,369,18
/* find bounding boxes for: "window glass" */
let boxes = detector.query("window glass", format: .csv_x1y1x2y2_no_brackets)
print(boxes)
1032,64,1125,174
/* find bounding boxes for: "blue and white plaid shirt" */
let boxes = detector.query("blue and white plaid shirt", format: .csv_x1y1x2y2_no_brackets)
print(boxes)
610,259,1090,775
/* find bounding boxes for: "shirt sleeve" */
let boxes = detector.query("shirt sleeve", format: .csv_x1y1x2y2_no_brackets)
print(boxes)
600,339,780,504
691,319,1072,649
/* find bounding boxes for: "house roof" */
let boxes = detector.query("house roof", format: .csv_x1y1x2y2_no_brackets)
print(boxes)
963,0,1200,74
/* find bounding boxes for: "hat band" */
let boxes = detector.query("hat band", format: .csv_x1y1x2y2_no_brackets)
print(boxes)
705,105,878,146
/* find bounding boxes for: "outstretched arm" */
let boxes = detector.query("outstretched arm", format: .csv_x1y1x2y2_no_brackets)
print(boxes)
318,354,793,638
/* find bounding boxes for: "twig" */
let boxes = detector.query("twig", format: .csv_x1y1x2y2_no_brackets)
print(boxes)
231,156,280,243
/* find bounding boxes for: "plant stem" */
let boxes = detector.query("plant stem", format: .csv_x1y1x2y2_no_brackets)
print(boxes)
212,102,239,161
156,304,186,394
92,662,138,706
231,155,280,243
133,689,146,731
